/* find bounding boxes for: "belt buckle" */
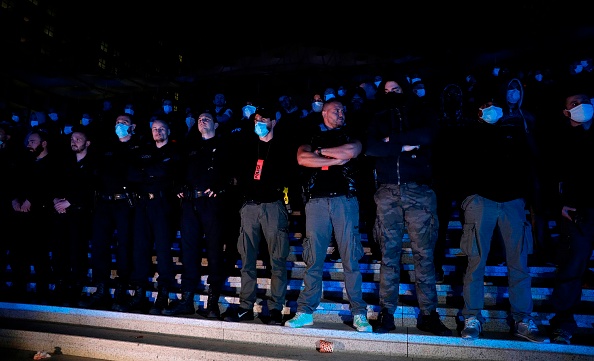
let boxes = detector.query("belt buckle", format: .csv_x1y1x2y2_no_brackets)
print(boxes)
114,194,126,200
148,193,155,200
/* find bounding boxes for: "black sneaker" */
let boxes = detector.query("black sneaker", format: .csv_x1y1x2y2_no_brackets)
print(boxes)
268,309,283,325
417,311,453,336
196,303,221,319
223,307,254,322
112,286,146,313
550,328,572,345
161,292,195,316
375,308,396,333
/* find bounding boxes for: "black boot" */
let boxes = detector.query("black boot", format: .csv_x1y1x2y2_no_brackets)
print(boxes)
197,289,220,319
78,282,111,310
33,282,50,305
149,287,170,315
162,291,195,316
112,285,146,313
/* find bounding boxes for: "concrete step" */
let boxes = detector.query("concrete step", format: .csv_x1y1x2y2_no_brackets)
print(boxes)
1,303,593,361
75,279,594,334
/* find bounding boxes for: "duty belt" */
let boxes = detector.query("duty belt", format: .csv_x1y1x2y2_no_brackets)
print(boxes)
99,193,129,201
136,192,164,200
309,192,346,199
185,190,208,198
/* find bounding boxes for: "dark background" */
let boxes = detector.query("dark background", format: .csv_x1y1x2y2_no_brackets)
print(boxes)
1,0,593,117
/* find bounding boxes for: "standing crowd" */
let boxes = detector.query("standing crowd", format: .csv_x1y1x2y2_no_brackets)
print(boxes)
0,58,593,345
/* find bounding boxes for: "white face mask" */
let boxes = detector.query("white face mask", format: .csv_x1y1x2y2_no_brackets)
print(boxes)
568,103,594,123
480,105,503,124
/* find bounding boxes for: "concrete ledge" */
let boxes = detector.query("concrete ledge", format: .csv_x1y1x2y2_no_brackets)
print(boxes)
1,303,593,361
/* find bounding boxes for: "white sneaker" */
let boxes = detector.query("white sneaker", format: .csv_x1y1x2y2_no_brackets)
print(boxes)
353,314,372,332
285,312,313,328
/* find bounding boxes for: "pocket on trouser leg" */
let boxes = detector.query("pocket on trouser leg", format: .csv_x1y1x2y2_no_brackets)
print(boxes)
237,228,247,255
301,237,312,265
272,228,290,259
460,223,479,257
351,237,365,262
523,220,534,255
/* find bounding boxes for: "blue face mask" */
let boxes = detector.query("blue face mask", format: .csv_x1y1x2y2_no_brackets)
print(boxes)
507,89,521,104
124,108,134,115
414,89,426,98
115,123,130,138
163,105,172,114
254,121,270,137
81,118,91,126
337,90,346,97
48,113,58,121
324,94,335,101
12,115,19,122
480,105,504,124
312,101,323,113
30,120,39,127
534,74,543,82
242,105,257,119
63,125,73,135
186,117,195,128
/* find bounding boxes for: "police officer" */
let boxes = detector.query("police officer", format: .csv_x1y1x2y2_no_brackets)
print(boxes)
78,114,141,310
112,119,181,314
162,112,231,318
10,128,59,303
51,126,98,306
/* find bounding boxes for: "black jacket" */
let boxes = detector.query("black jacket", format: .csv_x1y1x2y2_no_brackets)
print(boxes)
365,95,438,186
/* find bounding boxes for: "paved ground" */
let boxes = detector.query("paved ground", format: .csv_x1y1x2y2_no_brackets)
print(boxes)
0,348,107,361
